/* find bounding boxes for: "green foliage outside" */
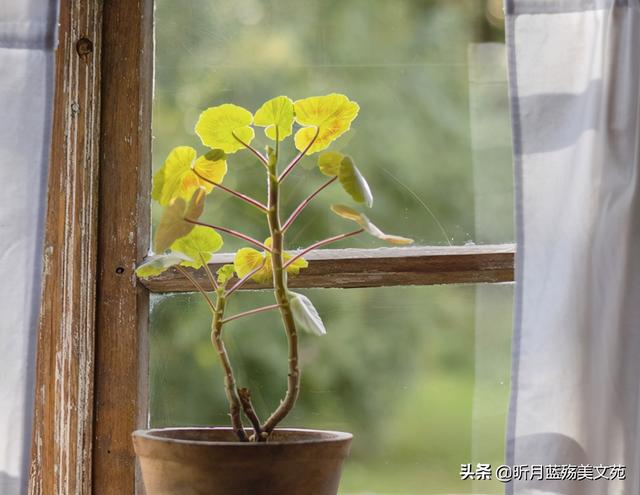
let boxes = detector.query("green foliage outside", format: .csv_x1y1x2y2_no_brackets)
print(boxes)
150,1,513,493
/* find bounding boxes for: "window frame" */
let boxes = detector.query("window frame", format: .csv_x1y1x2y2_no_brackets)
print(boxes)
29,1,514,493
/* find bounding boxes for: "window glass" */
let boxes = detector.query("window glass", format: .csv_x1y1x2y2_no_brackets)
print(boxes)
153,0,512,249
150,284,513,494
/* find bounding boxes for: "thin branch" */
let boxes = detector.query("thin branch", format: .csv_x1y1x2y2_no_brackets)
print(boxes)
176,265,216,313
282,176,337,232
212,296,249,442
184,218,272,253
225,261,266,297
278,127,320,182
232,131,269,167
192,168,268,212
283,229,365,269
238,388,264,442
199,253,218,291
221,304,281,325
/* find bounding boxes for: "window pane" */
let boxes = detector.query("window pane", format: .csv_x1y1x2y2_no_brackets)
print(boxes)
150,283,513,494
153,1,512,249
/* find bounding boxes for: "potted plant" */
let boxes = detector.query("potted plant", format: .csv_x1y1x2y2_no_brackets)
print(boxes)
133,94,413,495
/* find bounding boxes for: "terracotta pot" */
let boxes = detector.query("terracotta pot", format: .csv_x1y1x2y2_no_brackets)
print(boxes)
132,427,353,495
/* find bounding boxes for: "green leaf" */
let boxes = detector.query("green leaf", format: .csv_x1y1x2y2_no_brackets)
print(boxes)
330,204,414,245
195,104,255,153
288,291,326,336
253,96,294,141
317,151,344,177
216,264,236,286
135,253,191,279
338,156,373,207
170,225,223,269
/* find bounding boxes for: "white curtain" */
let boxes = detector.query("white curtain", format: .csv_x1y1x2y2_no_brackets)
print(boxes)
0,0,57,493
506,1,640,494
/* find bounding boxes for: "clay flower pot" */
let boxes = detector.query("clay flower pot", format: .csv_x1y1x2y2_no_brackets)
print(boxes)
132,427,353,495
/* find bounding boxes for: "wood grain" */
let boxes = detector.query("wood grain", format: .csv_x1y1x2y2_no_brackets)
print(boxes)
143,244,515,292
29,1,103,493
92,0,153,494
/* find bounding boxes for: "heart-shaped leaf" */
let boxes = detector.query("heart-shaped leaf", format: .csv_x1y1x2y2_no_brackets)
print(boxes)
195,103,255,153
170,225,223,269
293,94,359,155
152,146,228,206
253,96,294,141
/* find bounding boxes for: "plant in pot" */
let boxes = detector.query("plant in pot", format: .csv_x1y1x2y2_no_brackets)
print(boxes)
133,94,413,495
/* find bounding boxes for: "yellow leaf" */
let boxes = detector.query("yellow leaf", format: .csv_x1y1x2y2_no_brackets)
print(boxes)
154,188,206,252
330,204,413,245
253,96,294,141
293,94,359,155
152,146,228,206
195,104,255,153
317,151,344,176
234,248,268,283
170,225,223,269
233,240,309,284
192,152,228,191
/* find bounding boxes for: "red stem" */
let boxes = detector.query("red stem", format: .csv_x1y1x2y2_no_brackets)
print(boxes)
282,176,337,233
192,169,268,212
184,218,272,252
278,127,320,182
283,229,365,269
221,304,281,325
232,132,268,167
226,261,266,297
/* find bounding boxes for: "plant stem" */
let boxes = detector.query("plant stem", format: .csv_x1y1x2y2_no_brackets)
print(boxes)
225,261,266,297
192,168,268,213
261,146,301,436
199,253,218,291
283,228,365,269
212,293,248,442
184,218,272,252
278,127,319,182
232,131,269,168
282,176,337,232
177,266,247,441
221,304,280,325
176,266,216,313
238,388,264,442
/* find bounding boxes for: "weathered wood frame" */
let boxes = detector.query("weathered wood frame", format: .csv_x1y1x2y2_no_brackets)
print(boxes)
28,1,513,494
144,245,515,292
29,0,153,494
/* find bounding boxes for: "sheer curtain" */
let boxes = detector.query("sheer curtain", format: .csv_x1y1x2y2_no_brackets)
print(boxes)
0,0,57,493
506,1,640,494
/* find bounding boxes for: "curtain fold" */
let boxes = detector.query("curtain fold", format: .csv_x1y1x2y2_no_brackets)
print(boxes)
0,0,57,493
506,1,640,494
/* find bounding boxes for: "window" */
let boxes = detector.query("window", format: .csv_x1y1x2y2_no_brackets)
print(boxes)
32,1,514,494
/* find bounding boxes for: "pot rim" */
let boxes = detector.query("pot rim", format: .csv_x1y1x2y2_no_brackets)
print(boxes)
133,427,353,447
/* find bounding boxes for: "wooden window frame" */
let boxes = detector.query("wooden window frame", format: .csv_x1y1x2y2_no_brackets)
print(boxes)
28,1,514,493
